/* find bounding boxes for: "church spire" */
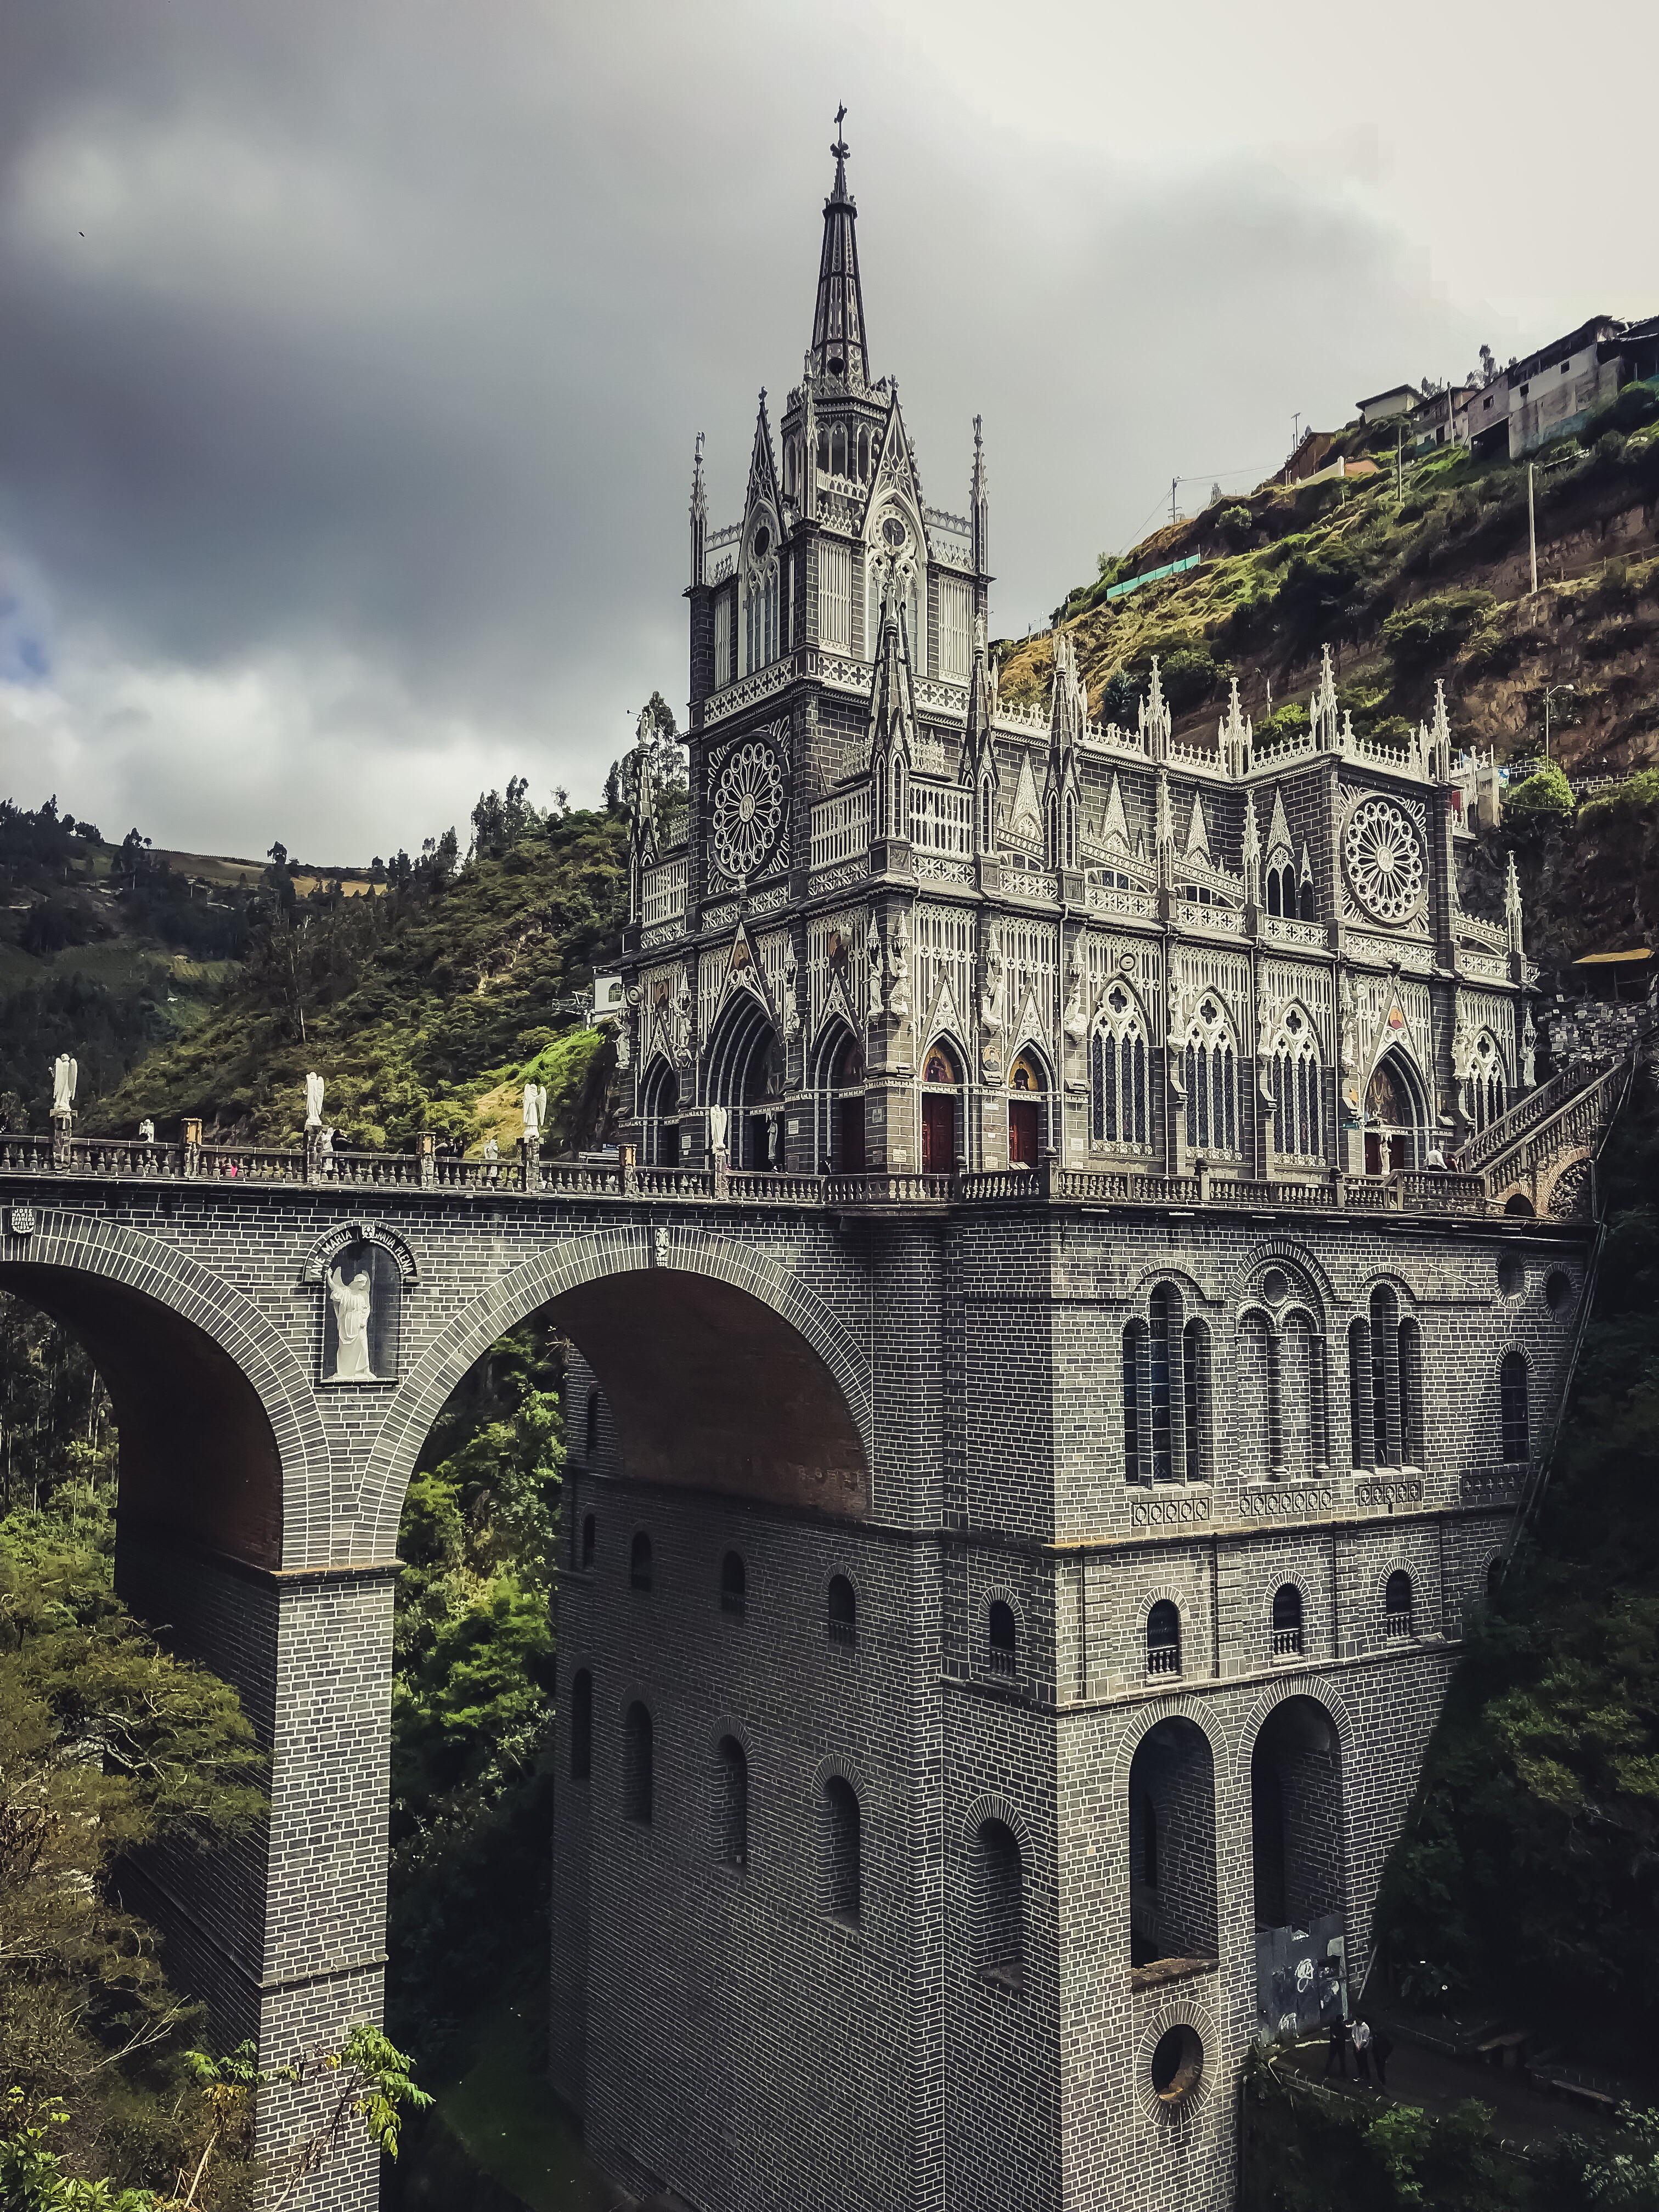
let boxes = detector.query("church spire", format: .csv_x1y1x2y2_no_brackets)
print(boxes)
809,108,869,385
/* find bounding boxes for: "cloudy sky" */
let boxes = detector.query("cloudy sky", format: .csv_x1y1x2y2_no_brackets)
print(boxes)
1,1,1652,864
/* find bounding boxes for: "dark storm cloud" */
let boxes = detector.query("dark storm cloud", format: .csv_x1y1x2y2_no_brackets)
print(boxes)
0,1,1496,856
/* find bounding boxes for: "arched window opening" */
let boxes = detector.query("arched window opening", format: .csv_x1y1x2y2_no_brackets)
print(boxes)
1280,1311,1325,1475
974,1819,1024,1988
1365,1051,1423,1175
569,1669,592,1781
1486,1556,1504,1605
1365,1287,1403,1466
623,1701,653,1824
580,1512,596,1572
1271,1013,1323,1163
1183,1002,1239,1156
821,1776,861,1923
584,1385,600,1462
720,1549,747,1618
1265,868,1284,917
987,1600,1017,1677
1299,873,1318,922
716,1736,748,1866
1127,1718,1217,1968
630,1530,653,1593
1182,1320,1208,1482
857,427,870,479
1271,1584,1304,1659
1122,1319,1146,1486
979,772,996,854
1250,1697,1342,1985
831,424,848,476
1384,1570,1415,1638
1147,1287,1174,1483
1090,988,1151,1150
816,426,830,472
783,437,797,497
705,996,785,1172
827,1573,857,1647
1500,1352,1530,1464
1470,1035,1507,1134
1063,790,1079,872
1399,1319,1425,1465
1146,1599,1182,1677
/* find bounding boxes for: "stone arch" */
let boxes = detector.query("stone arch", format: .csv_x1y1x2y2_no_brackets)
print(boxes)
1229,1237,1339,1316
1240,1688,1349,1948
0,1205,327,1570
957,1791,1035,1856
362,1227,873,1555
708,1711,754,1759
1111,1695,1228,1795
1233,1677,1357,1784
810,1750,870,1802
1122,1262,1214,1313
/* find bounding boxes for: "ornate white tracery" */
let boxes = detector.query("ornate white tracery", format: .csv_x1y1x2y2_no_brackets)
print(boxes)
1342,795,1426,924
710,738,787,882
1091,982,1152,1149
1269,1009,1323,1162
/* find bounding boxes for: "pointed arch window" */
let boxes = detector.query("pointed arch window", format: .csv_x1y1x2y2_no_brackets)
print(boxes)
1183,1000,1239,1156
1271,1011,1323,1162
978,771,997,854
1470,1034,1507,1133
1091,986,1151,1150
857,427,871,481
831,424,848,476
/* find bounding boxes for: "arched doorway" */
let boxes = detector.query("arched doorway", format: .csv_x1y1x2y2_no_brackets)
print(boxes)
1250,1696,1347,2038
1364,1051,1425,1175
637,1056,679,1167
920,1038,963,1176
1007,1048,1047,1170
1126,1718,1217,1970
704,996,785,1171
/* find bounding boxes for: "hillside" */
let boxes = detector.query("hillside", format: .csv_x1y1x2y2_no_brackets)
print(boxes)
92,805,628,1153
996,382,1659,783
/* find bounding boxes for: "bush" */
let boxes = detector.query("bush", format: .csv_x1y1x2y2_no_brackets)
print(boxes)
1580,768,1659,825
1505,760,1575,816
1382,589,1496,678
1582,380,1659,445
1216,504,1255,550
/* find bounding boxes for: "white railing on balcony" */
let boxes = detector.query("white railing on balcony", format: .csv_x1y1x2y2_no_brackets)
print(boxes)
909,781,973,857
641,857,687,930
810,784,871,871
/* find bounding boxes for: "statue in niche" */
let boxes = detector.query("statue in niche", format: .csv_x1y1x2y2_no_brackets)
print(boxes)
51,1054,77,1120
304,1071,325,1129
327,1253,377,1381
887,917,910,1020
708,1103,729,1156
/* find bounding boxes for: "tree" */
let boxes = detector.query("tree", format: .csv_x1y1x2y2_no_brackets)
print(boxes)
1505,760,1575,816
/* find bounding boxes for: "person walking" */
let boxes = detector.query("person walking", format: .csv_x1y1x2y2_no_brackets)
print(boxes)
1370,2025,1393,2087
1351,2017,1375,2087
1324,2018,1348,2080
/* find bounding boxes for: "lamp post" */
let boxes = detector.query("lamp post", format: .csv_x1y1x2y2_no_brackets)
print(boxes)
1544,682,1575,764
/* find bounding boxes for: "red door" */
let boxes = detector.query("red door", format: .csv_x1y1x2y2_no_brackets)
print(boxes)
1009,1099,1041,1168
838,1096,866,1172
922,1093,955,1175
1389,1133,1408,1172
1364,1131,1382,1176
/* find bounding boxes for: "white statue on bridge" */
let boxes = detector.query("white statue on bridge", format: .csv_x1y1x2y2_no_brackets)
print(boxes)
522,1081,549,1141
327,1255,376,1380
138,1118,155,1145
51,1054,77,1119
304,1071,325,1129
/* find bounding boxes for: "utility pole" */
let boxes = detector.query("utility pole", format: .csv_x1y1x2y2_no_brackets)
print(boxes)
1170,477,1178,528
1528,462,1538,596
1395,425,1404,503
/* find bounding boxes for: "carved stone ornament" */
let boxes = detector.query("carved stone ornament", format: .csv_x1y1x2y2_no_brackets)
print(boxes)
5,1205,36,1238
1063,940,1088,1047
866,919,885,1024
710,735,787,881
886,916,910,1020
1341,794,1426,925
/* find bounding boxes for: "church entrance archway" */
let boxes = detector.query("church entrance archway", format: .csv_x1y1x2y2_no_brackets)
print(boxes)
704,996,785,1171
921,1040,963,1175
1007,1049,1047,1170
1363,1051,1426,1175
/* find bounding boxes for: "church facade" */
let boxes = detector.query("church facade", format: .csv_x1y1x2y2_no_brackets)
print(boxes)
548,131,1599,2212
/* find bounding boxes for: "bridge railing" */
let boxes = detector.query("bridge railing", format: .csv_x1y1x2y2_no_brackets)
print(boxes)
0,1137,1567,1224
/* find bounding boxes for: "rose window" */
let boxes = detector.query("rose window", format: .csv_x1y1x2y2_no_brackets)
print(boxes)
1342,796,1425,923
710,739,786,881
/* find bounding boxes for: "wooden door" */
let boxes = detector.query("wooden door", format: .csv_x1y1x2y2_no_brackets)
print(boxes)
1364,1131,1382,1176
1389,1133,1408,1173
838,1096,866,1172
922,1093,955,1175
1008,1098,1041,1168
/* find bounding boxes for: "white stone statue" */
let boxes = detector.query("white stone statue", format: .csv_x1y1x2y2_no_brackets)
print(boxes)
1521,1011,1537,1088
708,1103,729,1156
304,1071,325,1130
327,1255,376,1380
866,920,884,1024
671,973,693,1067
522,1081,548,1140
887,916,910,1020
51,1054,77,1118
318,1126,336,1172
1063,940,1088,1046
138,1118,155,1145
482,1133,500,1183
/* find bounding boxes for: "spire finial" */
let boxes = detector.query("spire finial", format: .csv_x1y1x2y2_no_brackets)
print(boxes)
810,106,868,381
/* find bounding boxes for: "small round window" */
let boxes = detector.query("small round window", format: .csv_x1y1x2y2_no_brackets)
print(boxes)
1261,1267,1289,1306
1544,1268,1576,1317
1497,1255,1525,1298
1150,2024,1204,2107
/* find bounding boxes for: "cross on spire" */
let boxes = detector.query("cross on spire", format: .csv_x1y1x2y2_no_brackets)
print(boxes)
810,104,868,383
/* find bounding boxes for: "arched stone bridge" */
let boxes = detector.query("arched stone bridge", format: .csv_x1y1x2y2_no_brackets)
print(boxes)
0,1120,1610,2212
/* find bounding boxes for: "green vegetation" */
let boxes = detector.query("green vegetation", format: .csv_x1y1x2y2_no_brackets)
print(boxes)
1374,1086,1659,2062
1504,760,1576,816
1008,404,1659,782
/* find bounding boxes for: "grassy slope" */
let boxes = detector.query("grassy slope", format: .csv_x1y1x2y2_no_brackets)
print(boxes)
92,810,628,1152
995,402,1659,781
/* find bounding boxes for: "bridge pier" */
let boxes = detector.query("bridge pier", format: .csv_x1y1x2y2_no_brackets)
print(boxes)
116,1529,397,2211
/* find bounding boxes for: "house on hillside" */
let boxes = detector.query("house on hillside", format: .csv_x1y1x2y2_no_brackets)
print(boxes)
1355,382,1422,425
1411,382,1477,451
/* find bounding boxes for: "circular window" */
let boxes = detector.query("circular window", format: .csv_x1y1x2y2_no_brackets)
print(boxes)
881,514,908,552
710,740,787,882
1150,2024,1204,2107
1342,795,1426,924
1544,1268,1576,1316
1497,1254,1525,1297
753,524,770,557
1261,1267,1289,1306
